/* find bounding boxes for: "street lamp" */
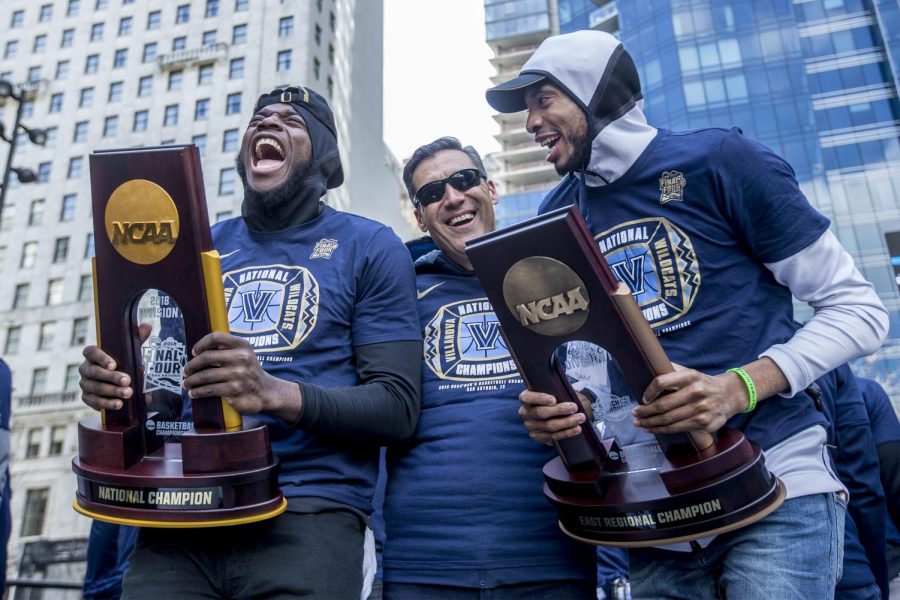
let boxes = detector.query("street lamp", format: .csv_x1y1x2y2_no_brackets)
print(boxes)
0,79,48,221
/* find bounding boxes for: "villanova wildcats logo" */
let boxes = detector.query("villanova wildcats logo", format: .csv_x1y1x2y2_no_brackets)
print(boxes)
222,265,319,352
424,298,518,382
596,218,700,328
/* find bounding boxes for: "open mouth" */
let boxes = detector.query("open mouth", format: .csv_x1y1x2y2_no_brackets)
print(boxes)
447,212,475,227
253,137,285,170
538,134,561,163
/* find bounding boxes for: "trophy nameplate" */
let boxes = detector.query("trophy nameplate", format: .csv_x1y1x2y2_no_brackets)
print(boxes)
72,145,286,527
466,206,785,546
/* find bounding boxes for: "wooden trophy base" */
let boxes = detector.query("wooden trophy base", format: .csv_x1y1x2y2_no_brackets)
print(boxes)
543,427,785,547
72,416,286,528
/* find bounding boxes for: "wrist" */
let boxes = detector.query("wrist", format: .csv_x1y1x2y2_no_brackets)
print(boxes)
727,368,757,413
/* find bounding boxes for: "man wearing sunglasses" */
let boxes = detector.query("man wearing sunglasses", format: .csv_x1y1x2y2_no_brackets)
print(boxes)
487,30,889,599
77,85,422,599
377,137,597,599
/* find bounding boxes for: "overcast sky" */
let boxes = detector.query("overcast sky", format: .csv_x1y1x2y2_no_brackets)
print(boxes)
383,0,502,162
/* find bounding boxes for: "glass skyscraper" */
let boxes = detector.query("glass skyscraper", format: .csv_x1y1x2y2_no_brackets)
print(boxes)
485,0,900,399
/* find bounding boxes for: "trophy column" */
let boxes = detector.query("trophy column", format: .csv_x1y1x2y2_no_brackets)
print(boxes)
72,145,286,527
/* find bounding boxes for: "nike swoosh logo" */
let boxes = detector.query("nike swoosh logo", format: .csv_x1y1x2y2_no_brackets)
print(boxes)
416,282,444,300
218,249,241,259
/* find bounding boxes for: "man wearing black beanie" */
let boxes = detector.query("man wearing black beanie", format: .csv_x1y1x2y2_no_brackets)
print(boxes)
79,86,422,599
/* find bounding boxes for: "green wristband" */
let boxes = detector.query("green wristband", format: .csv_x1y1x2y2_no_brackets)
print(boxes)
728,367,757,413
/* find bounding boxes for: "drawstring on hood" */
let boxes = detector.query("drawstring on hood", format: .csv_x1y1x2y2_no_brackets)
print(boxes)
239,86,344,231
487,30,657,187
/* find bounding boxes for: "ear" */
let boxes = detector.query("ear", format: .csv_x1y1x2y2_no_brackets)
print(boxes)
485,179,499,206
414,209,428,233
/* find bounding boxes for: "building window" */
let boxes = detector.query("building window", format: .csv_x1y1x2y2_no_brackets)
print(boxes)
13,283,29,308
50,425,67,454
21,488,49,536
34,35,48,54
327,76,333,98
79,87,94,108
84,233,94,258
163,104,179,126
222,128,239,152
4,326,20,354
85,54,99,74
40,4,53,21
168,70,183,91
3,41,17,59
38,321,55,350
194,98,210,120
232,24,247,45
118,16,132,36
143,42,157,63
30,368,48,396
90,22,104,42
37,162,51,183
229,58,244,79
53,237,69,262
49,93,63,113
113,49,127,68
137,75,152,97
68,156,84,179
133,110,148,132
329,11,335,32
26,430,42,458
279,16,294,37
198,64,213,85
108,81,123,102
234,0,248,11
314,24,321,46
26,67,42,84
28,200,45,226
11,10,24,28
95,0,107,8
61,194,77,221
225,93,241,115
216,211,232,222
313,57,320,80
192,134,207,155
71,317,88,346
277,50,292,72
205,0,219,18
47,278,64,305
73,121,89,142
55,60,70,80
202,30,217,46
67,0,81,17
172,36,187,51
147,10,161,30
78,275,92,301
219,168,235,195
103,115,118,137
43,127,58,147
20,241,37,269
176,4,190,23
61,29,75,48
328,43,334,65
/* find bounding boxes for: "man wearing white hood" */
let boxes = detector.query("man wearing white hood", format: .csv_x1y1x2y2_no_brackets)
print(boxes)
487,30,889,599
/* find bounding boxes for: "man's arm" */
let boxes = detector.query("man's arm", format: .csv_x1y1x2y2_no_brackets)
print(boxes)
181,335,421,444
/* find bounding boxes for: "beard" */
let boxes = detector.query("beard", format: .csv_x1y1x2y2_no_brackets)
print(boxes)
555,123,591,176
235,153,311,211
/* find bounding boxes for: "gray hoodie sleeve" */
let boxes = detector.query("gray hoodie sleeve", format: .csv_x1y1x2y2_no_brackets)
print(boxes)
760,230,888,395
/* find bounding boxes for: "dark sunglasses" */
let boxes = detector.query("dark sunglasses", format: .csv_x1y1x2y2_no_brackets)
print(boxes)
414,168,486,207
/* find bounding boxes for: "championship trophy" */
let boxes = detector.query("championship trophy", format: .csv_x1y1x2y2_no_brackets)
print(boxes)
72,145,286,527
466,206,784,546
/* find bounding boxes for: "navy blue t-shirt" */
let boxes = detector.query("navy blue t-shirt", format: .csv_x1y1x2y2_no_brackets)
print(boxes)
382,252,595,587
212,207,420,514
540,127,831,450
